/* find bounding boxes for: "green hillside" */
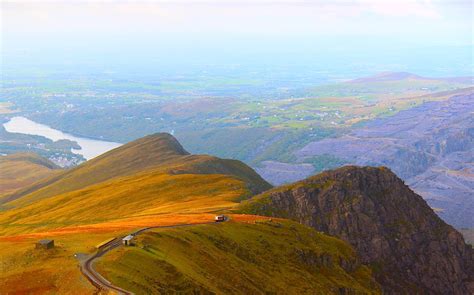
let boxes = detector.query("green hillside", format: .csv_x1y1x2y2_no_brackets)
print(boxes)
96,220,380,294
0,134,382,294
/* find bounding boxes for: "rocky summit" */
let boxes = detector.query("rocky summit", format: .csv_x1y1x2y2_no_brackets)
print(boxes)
239,166,474,294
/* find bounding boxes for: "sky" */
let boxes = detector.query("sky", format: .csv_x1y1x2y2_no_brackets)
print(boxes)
1,0,473,77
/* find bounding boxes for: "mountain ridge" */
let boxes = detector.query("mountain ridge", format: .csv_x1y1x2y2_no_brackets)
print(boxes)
1,133,472,293
2,133,271,208
0,133,271,235
349,71,423,83
349,71,474,84
238,165,474,294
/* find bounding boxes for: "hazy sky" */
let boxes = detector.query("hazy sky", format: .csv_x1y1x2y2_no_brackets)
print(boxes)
1,0,473,76
3,0,472,41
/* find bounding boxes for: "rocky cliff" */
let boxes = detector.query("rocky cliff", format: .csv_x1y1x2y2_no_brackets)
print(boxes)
239,166,474,294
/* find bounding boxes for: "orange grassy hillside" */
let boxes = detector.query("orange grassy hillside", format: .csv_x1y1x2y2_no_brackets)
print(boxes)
0,133,271,235
3,133,270,208
0,153,60,198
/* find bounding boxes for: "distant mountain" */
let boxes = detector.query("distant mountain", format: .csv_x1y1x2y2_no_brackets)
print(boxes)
0,153,60,198
349,71,473,84
239,166,474,294
349,71,424,83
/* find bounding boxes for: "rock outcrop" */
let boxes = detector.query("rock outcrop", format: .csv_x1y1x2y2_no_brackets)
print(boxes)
240,166,474,294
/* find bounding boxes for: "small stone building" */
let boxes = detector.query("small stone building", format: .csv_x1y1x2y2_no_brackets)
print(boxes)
36,239,54,249
122,235,133,246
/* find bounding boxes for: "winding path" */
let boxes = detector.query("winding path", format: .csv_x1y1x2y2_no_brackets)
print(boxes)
80,219,226,294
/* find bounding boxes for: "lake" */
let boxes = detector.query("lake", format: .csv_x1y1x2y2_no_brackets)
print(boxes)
3,116,122,160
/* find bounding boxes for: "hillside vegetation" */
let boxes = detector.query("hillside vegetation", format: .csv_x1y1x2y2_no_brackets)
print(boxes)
0,133,271,235
96,219,380,294
0,133,385,294
0,171,246,235
0,153,60,198
3,133,270,208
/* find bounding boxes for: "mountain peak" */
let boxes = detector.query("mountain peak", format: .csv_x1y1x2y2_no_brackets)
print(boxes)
118,132,189,156
239,165,474,294
4,133,271,206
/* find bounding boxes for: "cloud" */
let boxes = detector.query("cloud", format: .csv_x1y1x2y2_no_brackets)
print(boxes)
1,0,444,19
362,0,441,18
1,0,465,39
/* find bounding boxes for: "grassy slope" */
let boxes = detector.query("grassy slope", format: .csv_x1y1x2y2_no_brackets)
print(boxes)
0,133,190,205
3,133,270,208
0,153,60,198
0,171,246,235
0,230,116,294
0,134,272,236
0,135,380,294
96,219,380,294
0,214,219,294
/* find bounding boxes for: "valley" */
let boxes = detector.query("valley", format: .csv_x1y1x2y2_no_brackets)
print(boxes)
0,123,84,168
3,116,122,160
1,73,473,294
0,134,381,294
2,72,472,229
0,133,472,294
3,1,473,293
291,88,474,228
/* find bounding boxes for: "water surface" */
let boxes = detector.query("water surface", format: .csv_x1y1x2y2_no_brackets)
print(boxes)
3,116,122,160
